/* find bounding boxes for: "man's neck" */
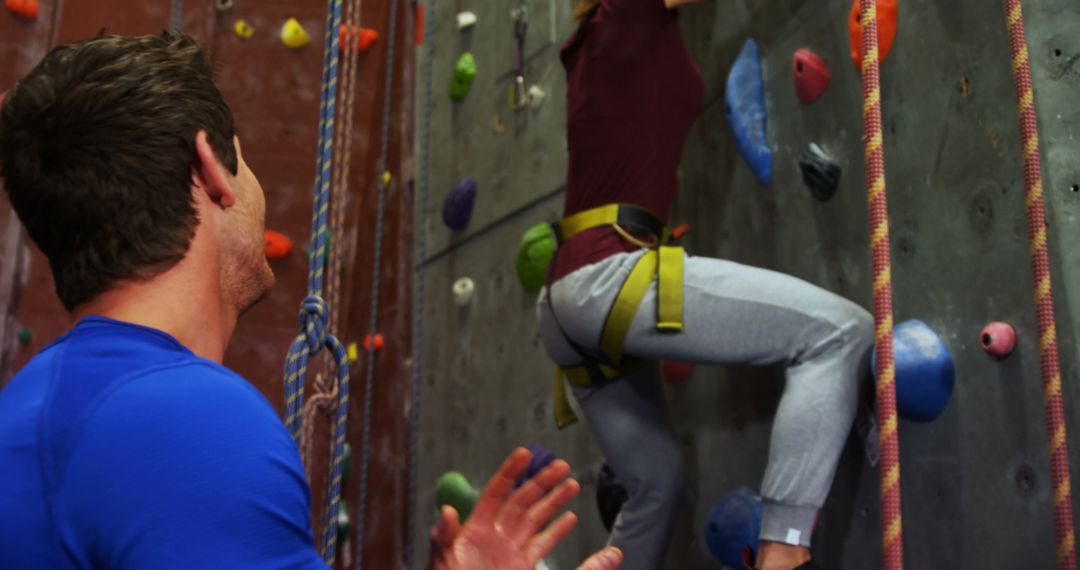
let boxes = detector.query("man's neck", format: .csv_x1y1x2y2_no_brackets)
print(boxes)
73,264,236,363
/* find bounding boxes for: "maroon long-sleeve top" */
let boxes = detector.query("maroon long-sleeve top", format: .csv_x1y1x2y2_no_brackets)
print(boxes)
549,0,705,284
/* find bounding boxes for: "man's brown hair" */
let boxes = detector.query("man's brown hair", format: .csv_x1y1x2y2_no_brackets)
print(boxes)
0,32,238,311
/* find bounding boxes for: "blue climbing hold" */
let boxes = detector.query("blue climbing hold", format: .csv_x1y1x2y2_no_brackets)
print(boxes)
442,177,478,231
705,488,763,567
516,443,556,488
873,319,955,422
725,39,773,186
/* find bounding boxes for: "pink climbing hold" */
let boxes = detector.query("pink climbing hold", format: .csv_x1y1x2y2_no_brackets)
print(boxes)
662,360,694,383
980,322,1016,358
792,49,830,104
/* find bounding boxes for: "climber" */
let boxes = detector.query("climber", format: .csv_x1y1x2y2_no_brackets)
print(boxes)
0,33,620,570
536,1,875,569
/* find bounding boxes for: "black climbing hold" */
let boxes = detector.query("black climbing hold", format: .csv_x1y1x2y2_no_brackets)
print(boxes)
799,143,841,202
596,463,628,533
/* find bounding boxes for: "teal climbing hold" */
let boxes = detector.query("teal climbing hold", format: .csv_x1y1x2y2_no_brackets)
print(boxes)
450,52,477,102
17,327,32,346
516,223,555,293
725,39,773,186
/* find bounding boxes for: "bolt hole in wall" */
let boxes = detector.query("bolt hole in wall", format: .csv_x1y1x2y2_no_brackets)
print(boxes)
1054,48,1062,57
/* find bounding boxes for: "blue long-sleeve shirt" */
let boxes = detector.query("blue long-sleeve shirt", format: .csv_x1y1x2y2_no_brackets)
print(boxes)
0,316,325,569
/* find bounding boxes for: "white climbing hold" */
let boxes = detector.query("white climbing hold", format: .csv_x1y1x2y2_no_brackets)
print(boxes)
528,85,546,110
456,11,477,30
453,277,476,307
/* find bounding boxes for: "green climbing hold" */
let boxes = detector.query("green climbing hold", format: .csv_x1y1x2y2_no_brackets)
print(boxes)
436,471,480,521
337,502,351,546
17,327,32,346
516,223,555,293
341,443,352,484
450,52,477,102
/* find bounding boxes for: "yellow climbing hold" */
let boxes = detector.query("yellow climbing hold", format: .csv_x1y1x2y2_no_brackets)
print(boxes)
382,171,392,186
281,17,310,49
347,342,359,364
233,19,255,39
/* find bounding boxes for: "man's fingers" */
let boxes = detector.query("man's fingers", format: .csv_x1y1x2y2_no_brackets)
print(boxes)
439,505,462,545
468,447,532,527
495,460,571,531
525,511,579,564
513,478,580,543
577,547,624,570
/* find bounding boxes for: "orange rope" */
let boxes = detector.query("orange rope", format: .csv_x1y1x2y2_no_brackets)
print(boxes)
858,1,903,567
1002,1,1077,566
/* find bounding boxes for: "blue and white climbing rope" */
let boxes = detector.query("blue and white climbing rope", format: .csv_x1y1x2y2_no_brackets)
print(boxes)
353,0,401,567
168,0,183,33
282,0,351,565
405,1,436,568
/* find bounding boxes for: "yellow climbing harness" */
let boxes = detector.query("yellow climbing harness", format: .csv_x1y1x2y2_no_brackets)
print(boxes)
552,204,686,429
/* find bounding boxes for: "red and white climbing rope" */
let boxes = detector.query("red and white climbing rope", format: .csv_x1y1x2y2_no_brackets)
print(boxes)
1002,1,1077,567
857,1,904,568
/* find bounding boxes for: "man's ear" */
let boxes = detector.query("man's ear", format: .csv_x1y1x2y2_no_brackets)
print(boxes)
193,130,237,208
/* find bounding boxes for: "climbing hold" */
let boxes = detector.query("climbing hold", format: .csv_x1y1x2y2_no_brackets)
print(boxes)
347,341,359,364
725,39,772,186
456,11,477,30
214,0,234,11
662,360,695,383
264,230,293,259
799,143,842,202
453,277,476,307
233,19,255,39
436,471,480,521
670,223,690,240
705,488,763,567
4,0,38,20
516,443,556,488
363,333,384,352
516,223,556,293
849,0,897,70
596,463,628,533
872,320,955,422
528,85,547,110
981,322,1016,359
792,48,830,104
442,178,478,231
336,502,351,546
340,25,378,52
382,171,392,186
17,327,32,346
281,17,311,49
450,52,478,102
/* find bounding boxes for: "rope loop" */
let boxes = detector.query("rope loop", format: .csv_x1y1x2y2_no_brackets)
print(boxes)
299,295,330,353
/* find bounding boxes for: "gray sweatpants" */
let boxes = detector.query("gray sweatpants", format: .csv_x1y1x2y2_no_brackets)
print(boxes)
537,250,873,569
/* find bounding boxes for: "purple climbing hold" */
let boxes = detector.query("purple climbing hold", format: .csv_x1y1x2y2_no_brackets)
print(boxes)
516,443,556,488
442,177,478,231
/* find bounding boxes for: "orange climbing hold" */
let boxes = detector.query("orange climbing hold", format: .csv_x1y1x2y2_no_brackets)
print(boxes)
264,230,293,259
848,0,897,70
5,0,39,20
363,334,384,351
340,25,379,52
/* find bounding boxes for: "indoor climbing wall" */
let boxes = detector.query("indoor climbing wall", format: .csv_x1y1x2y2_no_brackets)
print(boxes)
0,1,413,568
415,0,1080,568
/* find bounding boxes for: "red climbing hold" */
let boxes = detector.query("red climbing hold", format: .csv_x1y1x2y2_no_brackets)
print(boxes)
264,230,293,259
980,322,1016,358
363,333,384,351
340,25,379,52
849,0,897,70
792,49,830,104
5,0,38,19
670,223,690,241
662,360,694,383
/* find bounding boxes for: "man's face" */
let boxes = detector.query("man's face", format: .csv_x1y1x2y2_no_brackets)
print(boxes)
219,136,274,315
